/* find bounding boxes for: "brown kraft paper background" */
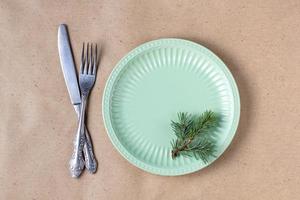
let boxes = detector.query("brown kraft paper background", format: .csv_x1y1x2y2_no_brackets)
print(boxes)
0,0,300,199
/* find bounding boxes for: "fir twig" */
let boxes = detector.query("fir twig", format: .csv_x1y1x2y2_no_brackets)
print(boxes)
170,110,218,163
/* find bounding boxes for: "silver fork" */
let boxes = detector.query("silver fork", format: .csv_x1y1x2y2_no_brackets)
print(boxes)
69,43,98,177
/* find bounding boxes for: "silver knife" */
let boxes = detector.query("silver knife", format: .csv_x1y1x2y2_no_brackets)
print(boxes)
58,24,97,177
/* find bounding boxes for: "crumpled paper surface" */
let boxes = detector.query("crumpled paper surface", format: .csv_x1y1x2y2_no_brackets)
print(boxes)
1,0,300,199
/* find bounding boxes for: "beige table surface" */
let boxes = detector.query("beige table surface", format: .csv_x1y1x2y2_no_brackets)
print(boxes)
1,0,300,199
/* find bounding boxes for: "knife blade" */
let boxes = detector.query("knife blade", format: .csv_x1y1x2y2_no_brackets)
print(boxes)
58,24,97,177
58,24,81,105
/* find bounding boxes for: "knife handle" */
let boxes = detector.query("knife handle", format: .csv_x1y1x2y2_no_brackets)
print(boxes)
73,104,97,174
83,126,97,173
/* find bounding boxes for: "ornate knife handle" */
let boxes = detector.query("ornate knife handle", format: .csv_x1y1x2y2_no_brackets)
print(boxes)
70,97,97,177
73,105,97,174
83,126,97,173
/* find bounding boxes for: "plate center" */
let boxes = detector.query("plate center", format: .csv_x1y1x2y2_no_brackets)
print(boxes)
116,64,217,146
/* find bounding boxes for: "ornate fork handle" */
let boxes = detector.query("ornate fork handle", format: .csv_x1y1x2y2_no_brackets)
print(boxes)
73,105,97,174
69,124,85,177
69,95,89,177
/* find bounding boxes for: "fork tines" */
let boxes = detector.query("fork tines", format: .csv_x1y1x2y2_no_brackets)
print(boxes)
80,42,98,75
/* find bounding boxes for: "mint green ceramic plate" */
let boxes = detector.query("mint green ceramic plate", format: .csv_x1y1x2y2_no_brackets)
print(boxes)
103,39,240,176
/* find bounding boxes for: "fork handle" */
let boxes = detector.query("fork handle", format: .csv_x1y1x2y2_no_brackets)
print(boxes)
69,97,87,178
69,128,85,178
74,105,97,173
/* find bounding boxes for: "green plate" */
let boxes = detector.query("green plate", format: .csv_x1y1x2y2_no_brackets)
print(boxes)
103,39,240,176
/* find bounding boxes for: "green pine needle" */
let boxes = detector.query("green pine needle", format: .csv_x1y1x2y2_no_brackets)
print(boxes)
170,110,219,163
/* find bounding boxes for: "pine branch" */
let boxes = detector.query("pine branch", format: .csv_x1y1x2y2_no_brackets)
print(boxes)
170,110,218,163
